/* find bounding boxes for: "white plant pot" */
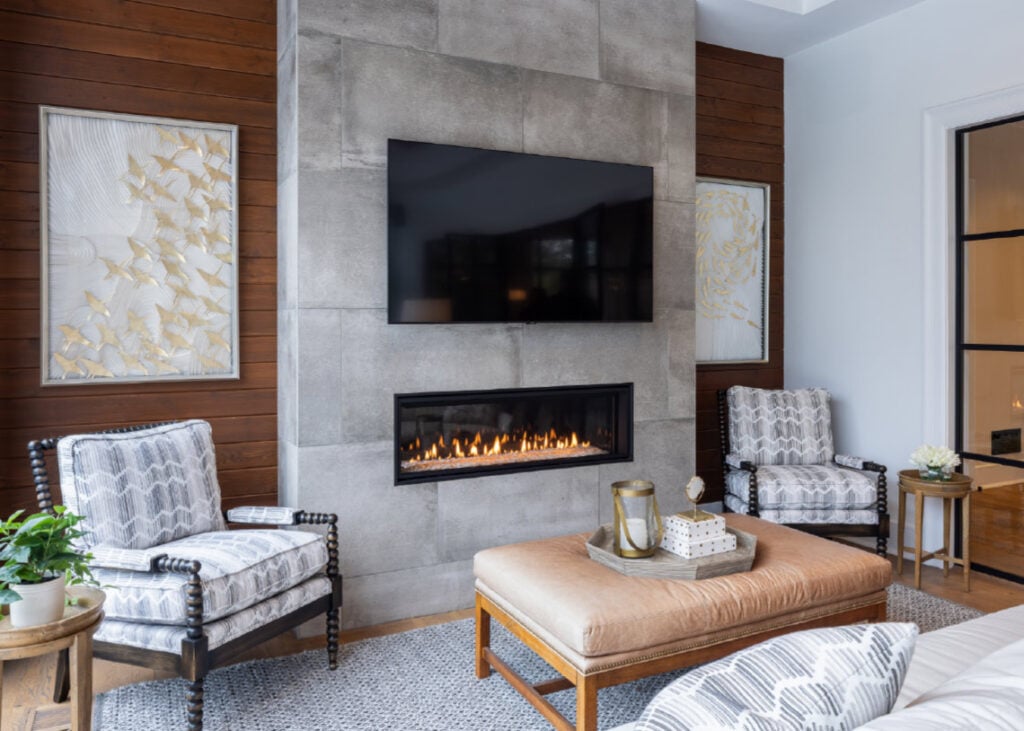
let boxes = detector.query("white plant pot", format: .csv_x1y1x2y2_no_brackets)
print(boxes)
8,574,66,628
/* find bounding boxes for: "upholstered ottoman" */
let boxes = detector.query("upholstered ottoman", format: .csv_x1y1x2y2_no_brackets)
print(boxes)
473,514,891,731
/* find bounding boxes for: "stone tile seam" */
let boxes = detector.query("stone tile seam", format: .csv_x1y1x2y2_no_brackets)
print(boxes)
299,32,697,103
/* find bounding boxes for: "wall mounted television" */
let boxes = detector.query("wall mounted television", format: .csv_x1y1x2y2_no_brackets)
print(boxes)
387,139,654,324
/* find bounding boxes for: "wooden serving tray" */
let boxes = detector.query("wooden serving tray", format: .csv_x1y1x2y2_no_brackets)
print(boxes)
586,525,756,580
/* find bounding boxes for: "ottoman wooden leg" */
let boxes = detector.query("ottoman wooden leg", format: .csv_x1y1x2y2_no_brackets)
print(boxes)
475,593,491,679
576,676,598,731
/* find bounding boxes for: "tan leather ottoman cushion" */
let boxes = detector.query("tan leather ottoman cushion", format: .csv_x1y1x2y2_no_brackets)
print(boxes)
474,514,890,661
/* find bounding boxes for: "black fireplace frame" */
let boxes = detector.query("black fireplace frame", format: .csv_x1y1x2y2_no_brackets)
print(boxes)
393,383,634,485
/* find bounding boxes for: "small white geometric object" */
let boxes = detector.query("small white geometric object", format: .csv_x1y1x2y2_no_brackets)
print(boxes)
660,513,737,559
662,513,726,541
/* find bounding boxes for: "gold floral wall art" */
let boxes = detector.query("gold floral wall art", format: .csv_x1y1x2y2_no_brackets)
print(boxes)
695,178,769,363
40,107,239,384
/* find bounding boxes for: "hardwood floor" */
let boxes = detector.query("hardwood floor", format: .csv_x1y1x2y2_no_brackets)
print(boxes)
2,565,1020,729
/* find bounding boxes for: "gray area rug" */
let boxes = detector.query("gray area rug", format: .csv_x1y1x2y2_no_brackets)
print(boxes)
94,584,983,730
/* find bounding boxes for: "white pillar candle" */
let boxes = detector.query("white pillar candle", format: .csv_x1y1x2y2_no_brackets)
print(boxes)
619,517,649,550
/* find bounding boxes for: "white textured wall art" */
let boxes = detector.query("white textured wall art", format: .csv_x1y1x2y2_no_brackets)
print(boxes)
40,106,239,384
695,178,769,363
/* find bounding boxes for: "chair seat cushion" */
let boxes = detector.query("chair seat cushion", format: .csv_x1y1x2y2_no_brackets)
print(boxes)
96,576,332,653
724,494,880,525
95,529,327,625
726,464,879,510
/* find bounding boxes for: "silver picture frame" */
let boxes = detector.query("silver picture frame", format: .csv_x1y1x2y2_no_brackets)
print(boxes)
40,106,240,385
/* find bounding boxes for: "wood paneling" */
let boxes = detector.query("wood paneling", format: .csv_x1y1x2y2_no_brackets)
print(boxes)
695,43,785,501
0,1,277,513
970,483,1024,578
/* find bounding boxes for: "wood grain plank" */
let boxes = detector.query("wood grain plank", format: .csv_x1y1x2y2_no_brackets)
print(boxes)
0,71,275,129
0,361,277,399
0,10,275,76
696,115,783,147
694,43,784,492
7,0,275,49
134,0,274,24
696,96,783,128
696,42,783,73
696,134,784,165
1,388,276,428
697,76,782,109
697,56,782,90
0,101,279,156
0,160,37,192
0,41,275,102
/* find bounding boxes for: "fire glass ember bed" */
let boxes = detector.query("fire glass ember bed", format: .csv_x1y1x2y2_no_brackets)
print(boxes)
394,383,633,484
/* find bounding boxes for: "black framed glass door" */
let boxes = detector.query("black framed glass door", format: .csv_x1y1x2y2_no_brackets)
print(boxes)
955,114,1024,582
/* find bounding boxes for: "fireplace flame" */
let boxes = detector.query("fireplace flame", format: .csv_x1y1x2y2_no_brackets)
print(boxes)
405,428,593,466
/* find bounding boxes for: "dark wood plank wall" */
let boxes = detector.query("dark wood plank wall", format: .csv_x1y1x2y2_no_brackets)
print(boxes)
695,43,785,501
0,1,277,514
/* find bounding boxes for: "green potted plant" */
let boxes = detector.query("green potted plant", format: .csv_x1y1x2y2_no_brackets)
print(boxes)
0,507,95,628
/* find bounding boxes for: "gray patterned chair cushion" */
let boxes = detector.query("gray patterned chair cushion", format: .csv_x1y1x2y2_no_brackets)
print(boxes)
95,529,327,624
725,464,880,510
57,420,225,550
96,576,332,653
727,386,835,465
723,494,881,526
635,623,918,731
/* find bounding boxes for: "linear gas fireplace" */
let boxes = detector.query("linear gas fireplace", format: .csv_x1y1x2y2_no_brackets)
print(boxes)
394,383,633,484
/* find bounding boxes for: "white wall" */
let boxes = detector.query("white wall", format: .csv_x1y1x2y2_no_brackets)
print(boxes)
785,0,1024,553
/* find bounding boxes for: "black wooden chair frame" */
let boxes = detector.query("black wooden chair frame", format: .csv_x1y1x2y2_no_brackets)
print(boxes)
717,390,890,556
27,423,342,731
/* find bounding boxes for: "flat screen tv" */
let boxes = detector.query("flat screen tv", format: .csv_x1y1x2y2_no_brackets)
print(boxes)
387,139,653,324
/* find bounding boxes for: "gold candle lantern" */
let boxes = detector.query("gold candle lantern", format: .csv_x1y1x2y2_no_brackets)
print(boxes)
611,479,664,558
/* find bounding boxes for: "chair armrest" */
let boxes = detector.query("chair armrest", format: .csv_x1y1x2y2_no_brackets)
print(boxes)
90,545,168,572
835,454,886,473
724,453,757,471
834,454,865,469
226,506,301,526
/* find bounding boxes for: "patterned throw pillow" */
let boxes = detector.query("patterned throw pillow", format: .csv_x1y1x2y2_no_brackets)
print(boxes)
57,420,226,550
635,623,918,731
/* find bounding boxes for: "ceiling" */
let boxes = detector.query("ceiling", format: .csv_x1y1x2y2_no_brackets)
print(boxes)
695,0,930,57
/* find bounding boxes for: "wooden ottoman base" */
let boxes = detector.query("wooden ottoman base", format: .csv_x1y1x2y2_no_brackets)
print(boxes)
471,516,888,724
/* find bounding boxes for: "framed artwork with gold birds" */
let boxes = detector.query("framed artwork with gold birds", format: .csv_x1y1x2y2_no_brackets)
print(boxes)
39,106,239,385
695,177,769,364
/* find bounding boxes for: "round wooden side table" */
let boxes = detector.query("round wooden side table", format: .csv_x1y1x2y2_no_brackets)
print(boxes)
896,469,974,591
0,586,104,731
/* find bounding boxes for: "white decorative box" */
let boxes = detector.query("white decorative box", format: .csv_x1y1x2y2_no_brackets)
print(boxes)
662,531,738,559
662,513,726,541
660,513,736,559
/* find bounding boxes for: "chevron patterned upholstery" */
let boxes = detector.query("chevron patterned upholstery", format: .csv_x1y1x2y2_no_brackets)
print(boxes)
724,495,881,525
57,420,225,550
727,386,834,465
31,418,342,731
725,464,879,511
719,386,889,555
635,623,917,730
95,529,327,625
96,576,333,653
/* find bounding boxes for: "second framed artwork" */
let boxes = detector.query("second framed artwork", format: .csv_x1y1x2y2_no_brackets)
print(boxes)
39,106,239,385
695,177,770,364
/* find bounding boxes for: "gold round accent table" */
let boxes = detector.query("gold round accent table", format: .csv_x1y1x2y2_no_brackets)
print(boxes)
0,586,105,730
896,469,974,592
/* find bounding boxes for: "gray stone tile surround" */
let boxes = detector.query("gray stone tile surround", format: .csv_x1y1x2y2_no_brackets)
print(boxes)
279,0,697,629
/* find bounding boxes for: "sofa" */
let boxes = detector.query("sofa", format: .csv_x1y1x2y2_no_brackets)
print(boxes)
613,603,1024,730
